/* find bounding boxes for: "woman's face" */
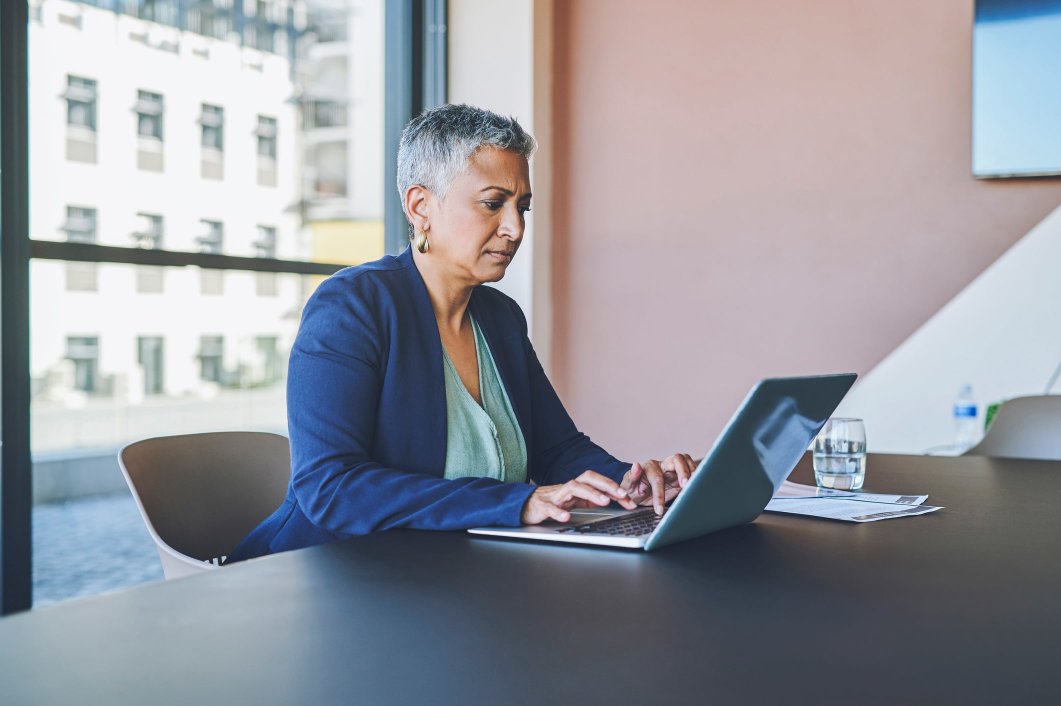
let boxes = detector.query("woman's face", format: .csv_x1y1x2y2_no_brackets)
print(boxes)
420,146,531,285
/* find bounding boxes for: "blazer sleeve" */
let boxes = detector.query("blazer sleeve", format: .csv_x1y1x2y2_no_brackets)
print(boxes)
509,301,632,486
287,276,535,536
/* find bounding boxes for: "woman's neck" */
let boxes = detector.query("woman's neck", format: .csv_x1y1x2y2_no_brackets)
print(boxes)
413,250,475,336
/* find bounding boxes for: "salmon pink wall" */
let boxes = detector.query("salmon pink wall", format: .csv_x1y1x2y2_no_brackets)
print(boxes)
550,0,1061,461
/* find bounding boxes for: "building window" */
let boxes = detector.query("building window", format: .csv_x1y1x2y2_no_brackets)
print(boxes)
64,75,97,132
66,336,100,394
136,90,164,141
132,213,164,249
200,103,225,179
256,335,280,384
197,219,223,254
201,104,224,151
255,225,278,295
62,206,98,291
136,90,165,171
198,220,224,294
137,0,180,26
256,115,277,159
256,114,278,187
199,336,224,384
254,225,277,258
189,0,232,40
64,75,98,163
133,214,165,293
137,336,165,395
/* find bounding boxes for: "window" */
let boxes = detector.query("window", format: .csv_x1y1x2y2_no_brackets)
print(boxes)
199,336,225,383
136,90,164,141
132,214,164,293
66,337,100,394
18,0,398,612
255,336,280,384
201,104,225,179
255,225,278,295
201,104,224,151
62,207,98,291
256,115,278,187
132,213,164,250
188,0,231,40
305,100,348,129
137,337,165,395
198,220,224,294
62,206,96,244
135,90,165,172
197,219,223,254
256,115,277,159
137,0,180,26
250,3,276,53
64,76,96,132
254,225,277,258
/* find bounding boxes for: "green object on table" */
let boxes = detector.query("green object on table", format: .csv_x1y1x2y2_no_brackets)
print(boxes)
984,401,1002,432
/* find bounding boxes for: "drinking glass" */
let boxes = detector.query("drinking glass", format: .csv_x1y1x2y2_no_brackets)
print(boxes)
813,418,867,490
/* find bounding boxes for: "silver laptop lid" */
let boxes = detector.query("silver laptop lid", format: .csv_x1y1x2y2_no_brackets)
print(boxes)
645,374,856,551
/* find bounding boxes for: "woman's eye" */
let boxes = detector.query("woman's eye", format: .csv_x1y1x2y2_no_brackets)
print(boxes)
518,206,531,215
482,201,502,210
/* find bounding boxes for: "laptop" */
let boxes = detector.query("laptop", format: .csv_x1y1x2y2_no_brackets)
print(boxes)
468,373,857,551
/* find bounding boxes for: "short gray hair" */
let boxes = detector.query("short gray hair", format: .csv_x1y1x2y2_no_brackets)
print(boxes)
396,104,536,213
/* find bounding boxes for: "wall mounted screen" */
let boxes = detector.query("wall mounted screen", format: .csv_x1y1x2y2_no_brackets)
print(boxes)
973,0,1061,177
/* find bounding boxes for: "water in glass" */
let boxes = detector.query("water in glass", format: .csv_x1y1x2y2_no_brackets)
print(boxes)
813,418,867,491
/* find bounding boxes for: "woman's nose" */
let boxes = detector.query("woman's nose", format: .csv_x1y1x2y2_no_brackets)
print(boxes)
498,205,524,239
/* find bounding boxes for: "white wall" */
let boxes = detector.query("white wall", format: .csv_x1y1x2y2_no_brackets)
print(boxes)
834,203,1061,454
447,0,553,368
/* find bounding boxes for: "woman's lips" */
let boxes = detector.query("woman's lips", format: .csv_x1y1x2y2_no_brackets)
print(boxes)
487,251,513,263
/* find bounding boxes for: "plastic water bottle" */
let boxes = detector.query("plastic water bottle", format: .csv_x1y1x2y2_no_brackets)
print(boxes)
953,384,979,450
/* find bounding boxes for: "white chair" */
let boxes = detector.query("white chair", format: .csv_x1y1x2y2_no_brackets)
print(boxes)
964,395,1061,461
118,431,290,579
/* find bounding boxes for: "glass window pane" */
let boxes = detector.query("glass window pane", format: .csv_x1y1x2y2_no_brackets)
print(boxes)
28,0,387,607
30,263,313,606
29,0,386,265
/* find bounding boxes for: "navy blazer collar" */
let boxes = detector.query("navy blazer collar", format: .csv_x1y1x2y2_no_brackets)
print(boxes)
397,246,532,449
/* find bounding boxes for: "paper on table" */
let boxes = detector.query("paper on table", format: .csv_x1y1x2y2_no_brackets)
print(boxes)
764,497,943,522
775,481,929,506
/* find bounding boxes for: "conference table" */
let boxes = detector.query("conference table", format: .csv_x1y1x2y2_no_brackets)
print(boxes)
1,453,1059,704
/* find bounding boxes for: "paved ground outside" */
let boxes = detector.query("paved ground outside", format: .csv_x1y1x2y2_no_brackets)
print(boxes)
33,492,164,608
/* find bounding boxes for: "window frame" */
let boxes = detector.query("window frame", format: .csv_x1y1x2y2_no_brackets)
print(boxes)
1,0,446,615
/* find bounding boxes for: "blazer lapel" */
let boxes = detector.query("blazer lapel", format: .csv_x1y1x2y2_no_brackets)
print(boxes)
469,289,533,453
397,247,449,475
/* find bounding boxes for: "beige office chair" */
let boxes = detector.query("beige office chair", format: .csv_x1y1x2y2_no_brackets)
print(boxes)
964,395,1061,461
119,431,290,580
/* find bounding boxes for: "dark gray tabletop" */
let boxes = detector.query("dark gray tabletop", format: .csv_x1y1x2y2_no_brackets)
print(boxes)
2,454,1060,705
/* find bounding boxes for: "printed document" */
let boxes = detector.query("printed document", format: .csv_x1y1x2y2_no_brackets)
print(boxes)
766,482,943,523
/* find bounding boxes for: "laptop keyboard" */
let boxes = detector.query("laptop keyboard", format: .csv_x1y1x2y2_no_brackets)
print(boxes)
558,508,664,537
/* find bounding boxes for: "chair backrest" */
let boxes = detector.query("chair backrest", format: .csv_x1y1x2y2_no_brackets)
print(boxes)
965,395,1061,461
118,431,290,579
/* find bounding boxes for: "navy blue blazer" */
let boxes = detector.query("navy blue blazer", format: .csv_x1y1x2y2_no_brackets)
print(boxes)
228,247,630,562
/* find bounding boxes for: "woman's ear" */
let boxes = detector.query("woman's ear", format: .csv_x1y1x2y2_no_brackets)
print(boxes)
403,185,431,231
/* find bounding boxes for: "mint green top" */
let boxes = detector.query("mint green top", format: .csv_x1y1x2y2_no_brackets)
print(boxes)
442,316,528,484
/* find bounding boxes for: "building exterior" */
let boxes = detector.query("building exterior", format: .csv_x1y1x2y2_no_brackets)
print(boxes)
29,0,308,451
298,0,385,265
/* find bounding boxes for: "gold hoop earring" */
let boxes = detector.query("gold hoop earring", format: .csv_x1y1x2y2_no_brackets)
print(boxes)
415,229,430,253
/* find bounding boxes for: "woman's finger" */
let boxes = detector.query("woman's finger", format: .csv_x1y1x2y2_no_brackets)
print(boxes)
576,470,631,501
642,460,667,514
620,462,643,493
561,481,616,508
673,453,695,488
577,471,637,509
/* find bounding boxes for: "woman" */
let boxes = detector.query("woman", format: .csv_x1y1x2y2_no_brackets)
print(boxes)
228,105,696,562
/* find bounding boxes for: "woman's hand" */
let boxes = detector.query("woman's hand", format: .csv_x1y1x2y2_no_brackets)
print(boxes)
521,471,638,524
621,453,699,514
